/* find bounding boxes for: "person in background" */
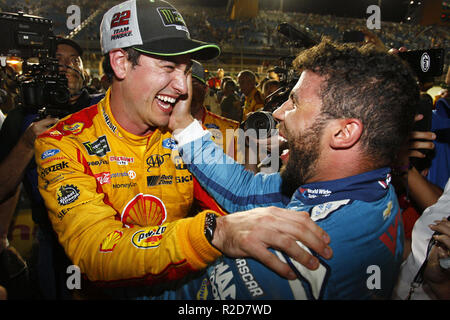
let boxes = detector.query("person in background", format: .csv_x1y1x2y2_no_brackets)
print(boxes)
0,37,102,299
262,79,281,100
238,69,264,120
190,60,240,159
220,79,242,123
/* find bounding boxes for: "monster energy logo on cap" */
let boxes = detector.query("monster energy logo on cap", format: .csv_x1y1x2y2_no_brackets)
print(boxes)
157,7,188,32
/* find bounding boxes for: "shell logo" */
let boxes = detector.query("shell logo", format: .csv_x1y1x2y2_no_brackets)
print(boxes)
99,230,123,252
121,193,167,227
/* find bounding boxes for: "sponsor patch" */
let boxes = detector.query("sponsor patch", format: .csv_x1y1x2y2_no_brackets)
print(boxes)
383,201,393,220
146,153,170,170
49,130,62,137
162,138,178,150
41,149,60,160
157,7,188,32
176,175,192,184
100,230,123,253
310,199,350,221
103,107,117,133
83,135,111,157
147,175,173,186
299,187,332,199
87,159,109,166
131,225,167,249
109,155,134,165
57,184,80,206
39,161,69,179
94,172,111,185
121,193,167,227
196,278,209,300
63,122,84,135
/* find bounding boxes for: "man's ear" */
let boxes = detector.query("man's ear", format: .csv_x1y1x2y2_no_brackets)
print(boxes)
108,49,129,80
329,118,363,149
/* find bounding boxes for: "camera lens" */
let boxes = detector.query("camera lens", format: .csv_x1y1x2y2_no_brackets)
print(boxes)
245,111,277,138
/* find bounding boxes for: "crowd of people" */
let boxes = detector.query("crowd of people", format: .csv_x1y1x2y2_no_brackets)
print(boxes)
0,0,448,302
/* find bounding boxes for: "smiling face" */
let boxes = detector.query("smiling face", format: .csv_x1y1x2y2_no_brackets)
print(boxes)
117,52,192,134
273,70,330,195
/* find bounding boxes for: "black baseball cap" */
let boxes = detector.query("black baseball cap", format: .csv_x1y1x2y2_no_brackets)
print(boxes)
191,60,206,84
100,0,220,60
56,37,83,56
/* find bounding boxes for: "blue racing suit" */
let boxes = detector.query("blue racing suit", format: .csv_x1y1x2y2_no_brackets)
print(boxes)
154,131,404,300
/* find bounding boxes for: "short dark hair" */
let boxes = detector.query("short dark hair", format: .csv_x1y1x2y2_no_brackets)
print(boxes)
102,47,141,81
294,39,419,166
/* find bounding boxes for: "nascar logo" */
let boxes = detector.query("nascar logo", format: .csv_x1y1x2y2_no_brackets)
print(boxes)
131,225,167,249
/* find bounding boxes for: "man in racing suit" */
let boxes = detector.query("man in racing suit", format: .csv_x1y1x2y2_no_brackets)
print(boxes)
155,39,419,299
191,60,240,160
34,0,331,297
238,70,264,121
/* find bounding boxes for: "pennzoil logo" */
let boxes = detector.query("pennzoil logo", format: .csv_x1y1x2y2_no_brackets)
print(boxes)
131,225,167,249
63,122,84,135
100,230,123,252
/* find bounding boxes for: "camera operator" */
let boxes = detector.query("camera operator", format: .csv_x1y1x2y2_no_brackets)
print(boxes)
0,37,103,299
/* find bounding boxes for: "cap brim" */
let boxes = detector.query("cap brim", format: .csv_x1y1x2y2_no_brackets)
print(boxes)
56,38,83,56
133,38,220,61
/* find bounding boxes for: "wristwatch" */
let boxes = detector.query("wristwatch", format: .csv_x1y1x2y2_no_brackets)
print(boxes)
204,212,217,244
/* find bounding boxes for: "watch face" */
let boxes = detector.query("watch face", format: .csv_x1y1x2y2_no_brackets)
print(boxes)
205,213,216,243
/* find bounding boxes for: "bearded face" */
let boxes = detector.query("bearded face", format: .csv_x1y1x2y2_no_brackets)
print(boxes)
280,117,328,197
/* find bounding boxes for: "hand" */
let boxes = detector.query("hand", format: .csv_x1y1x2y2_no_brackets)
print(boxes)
21,116,59,149
169,72,195,132
408,114,436,158
423,218,450,299
395,114,435,166
212,206,333,280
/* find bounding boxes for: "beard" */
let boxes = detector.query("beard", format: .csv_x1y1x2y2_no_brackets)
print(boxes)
280,122,325,197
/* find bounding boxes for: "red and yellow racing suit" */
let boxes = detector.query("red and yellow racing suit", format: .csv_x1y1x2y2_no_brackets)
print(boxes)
242,87,263,121
35,91,224,287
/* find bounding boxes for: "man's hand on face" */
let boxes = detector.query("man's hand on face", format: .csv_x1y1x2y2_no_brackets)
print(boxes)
168,72,195,132
212,206,333,280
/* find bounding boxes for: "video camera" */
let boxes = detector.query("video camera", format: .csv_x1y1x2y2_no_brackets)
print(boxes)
242,23,317,137
0,12,70,118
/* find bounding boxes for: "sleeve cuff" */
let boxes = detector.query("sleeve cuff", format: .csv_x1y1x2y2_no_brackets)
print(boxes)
172,120,208,147
178,210,222,269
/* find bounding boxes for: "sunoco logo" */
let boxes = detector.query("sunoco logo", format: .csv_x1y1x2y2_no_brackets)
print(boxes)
420,52,430,72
